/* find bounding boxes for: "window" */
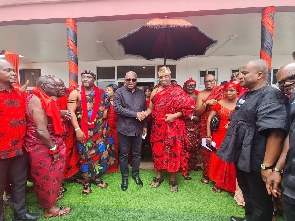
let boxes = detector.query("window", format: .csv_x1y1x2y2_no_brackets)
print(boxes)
199,69,218,85
272,68,279,85
19,69,41,88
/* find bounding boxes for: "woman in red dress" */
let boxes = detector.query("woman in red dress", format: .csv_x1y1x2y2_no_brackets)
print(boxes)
206,81,241,194
105,84,119,173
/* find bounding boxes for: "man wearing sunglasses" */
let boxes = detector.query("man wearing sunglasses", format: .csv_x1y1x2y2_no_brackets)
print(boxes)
114,71,147,191
266,62,295,221
217,59,288,221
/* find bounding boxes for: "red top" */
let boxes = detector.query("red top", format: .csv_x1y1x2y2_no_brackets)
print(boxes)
0,86,26,159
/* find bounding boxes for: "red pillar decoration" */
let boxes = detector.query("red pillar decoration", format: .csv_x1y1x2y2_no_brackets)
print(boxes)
260,6,275,84
66,18,79,88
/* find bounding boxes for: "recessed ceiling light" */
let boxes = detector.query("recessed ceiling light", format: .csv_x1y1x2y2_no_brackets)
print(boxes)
143,66,145,69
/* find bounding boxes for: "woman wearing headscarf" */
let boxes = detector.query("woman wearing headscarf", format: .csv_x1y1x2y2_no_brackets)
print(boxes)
206,81,241,194
105,84,119,173
181,78,201,180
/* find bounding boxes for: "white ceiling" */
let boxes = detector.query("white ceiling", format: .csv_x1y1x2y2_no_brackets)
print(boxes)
0,11,294,63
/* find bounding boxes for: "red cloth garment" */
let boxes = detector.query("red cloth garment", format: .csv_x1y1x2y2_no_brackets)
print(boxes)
56,88,80,178
208,103,236,193
0,87,26,159
32,87,63,134
150,84,195,172
24,93,65,209
105,104,119,173
182,96,201,175
80,85,101,140
199,85,224,178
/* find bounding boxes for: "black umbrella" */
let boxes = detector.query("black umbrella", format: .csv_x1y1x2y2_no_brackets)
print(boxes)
118,18,217,65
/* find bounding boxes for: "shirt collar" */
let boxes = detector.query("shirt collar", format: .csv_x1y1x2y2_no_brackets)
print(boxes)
125,86,137,93
0,85,15,92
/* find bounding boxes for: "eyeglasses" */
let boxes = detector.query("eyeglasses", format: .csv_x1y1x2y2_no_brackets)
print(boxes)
204,79,215,84
276,74,295,86
186,84,196,88
235,98,245,111
125,78,137,82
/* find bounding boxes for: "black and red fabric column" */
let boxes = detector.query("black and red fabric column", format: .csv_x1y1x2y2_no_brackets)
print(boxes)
260,6,275,84
66,18,79,88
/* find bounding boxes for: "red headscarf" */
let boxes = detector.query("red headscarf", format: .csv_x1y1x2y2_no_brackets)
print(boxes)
223,81,242,94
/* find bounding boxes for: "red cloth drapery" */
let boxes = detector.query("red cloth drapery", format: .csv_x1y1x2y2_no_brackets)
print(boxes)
5,51,19,83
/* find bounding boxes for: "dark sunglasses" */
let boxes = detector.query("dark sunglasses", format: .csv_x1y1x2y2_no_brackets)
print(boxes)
186,84,196,88
125,78,137,82
276,74,295,86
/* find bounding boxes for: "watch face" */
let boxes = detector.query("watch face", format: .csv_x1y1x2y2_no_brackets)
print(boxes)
261,164,265,169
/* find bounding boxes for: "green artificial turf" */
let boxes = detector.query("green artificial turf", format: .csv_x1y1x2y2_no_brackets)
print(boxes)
4,170,284,221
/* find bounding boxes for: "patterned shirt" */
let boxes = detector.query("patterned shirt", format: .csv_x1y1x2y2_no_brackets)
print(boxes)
0,86,26,159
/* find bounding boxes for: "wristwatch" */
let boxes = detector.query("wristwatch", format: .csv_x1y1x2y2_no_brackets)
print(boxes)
261,164,273,170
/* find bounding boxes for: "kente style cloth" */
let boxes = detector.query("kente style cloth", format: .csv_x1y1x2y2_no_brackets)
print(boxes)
199,85,224,178
217,85,288,172
24,93,66,209
182,95,201,175
56,88,80,178
0,86,26,159
150,83,195,172
76,86,116,182
208,103,236,193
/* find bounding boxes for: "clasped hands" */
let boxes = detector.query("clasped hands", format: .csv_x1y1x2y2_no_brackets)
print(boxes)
136,111,148,121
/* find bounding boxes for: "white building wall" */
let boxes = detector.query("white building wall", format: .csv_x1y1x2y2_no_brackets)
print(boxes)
20,55,293,90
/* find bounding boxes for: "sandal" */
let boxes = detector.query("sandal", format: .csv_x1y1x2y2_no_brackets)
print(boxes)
60,184,67,193
182,173,192,180
57,192,64,201
150,177,164,188
212,186,222,194
201,176,209,184
44,206,71,218
82,182,92,195
3,196,12,206
93,179,108,189
169,180,178,192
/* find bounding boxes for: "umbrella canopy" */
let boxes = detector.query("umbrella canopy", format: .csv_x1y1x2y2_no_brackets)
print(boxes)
118,18,217,65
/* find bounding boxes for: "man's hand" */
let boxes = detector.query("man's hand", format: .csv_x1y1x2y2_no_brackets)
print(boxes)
261,169,273,183
76,129,85,143
60,110,72,120
52,153,60,164
165,113,177,123
136,112,146,121
143,127,147,136
205,99,217,106
266,171,282,197
20,80,29,92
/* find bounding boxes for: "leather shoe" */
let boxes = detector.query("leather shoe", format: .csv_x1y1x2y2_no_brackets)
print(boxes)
14,213,41,221
230,216,246,221
132,175,143,187
121,178,128,191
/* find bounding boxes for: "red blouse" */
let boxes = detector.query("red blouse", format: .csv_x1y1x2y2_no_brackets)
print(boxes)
0,87,26,159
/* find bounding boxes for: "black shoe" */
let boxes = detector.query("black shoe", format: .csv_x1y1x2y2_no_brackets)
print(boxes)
14,213,41,221
132,175,143,187
230,216,246,221
121,178,128,191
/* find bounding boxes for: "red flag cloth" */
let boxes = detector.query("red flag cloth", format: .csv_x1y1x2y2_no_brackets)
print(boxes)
32,87,63,135
5,52,19,83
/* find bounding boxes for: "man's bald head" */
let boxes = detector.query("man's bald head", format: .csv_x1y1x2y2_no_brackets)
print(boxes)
246,59,268,79
0,58,17,87
276,62,295,94
36,76,57,96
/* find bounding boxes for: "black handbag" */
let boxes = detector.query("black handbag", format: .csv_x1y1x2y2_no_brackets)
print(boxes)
210,114,220,131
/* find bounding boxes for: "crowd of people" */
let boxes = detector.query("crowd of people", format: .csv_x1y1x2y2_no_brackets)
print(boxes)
1,57,295,221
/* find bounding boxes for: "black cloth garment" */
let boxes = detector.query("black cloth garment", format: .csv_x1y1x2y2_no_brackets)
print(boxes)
282,194,295,221
282,92,295,206
217,85,288,172
114,86,147,136
0,151,29,221
118,132,142,178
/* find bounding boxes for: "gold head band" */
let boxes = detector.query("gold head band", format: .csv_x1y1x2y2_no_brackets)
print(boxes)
158,66,171,75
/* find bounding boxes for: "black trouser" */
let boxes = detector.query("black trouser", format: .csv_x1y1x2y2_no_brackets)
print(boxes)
283,194,295,221
118,132,142,178
236,167,273,221
0,152,29,221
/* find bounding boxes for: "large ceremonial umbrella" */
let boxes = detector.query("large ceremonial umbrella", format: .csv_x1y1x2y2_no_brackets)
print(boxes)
118,18,217,65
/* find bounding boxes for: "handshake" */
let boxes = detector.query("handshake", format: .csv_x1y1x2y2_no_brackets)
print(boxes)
136,111,148,121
